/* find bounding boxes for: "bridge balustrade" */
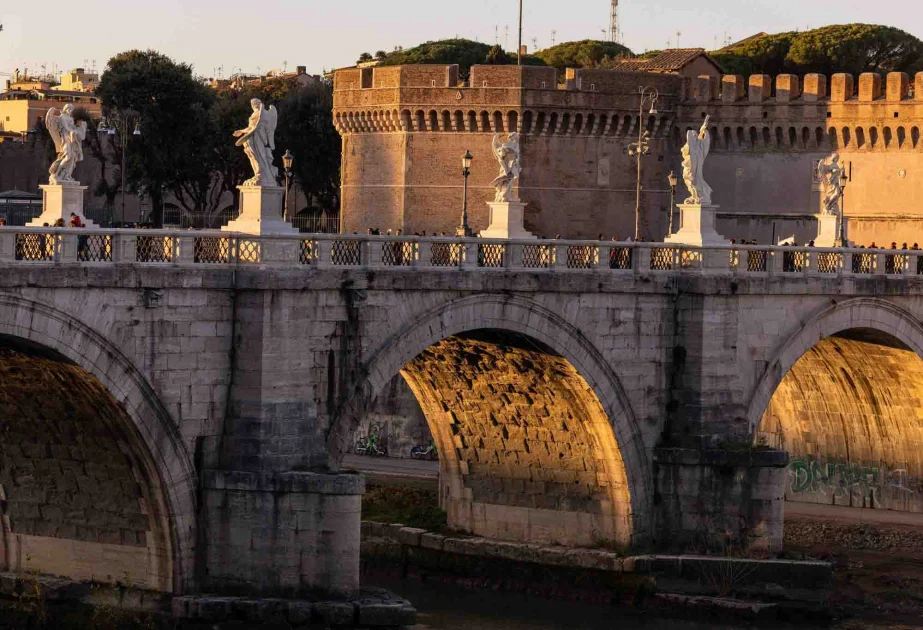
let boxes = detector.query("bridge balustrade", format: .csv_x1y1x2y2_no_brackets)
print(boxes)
1,228,920,281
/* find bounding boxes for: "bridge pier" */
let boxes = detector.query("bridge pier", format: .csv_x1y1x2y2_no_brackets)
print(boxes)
653,448,787,553
201,470,363,597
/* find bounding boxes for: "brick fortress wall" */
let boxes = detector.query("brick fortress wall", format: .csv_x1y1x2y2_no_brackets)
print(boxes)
335,66,923,244
334,64,683,240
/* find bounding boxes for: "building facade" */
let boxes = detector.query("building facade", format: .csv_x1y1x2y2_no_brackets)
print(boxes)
334,64,923,245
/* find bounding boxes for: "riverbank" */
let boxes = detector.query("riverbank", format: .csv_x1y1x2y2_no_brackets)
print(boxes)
359,478,923,628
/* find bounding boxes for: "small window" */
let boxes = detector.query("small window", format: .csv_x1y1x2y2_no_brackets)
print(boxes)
894,112,900,118
431,80,436,87
762,111,768,118
483,80,488,87
541,81,547,88
590,83,596,91
827,111,832,118
701,112,707,118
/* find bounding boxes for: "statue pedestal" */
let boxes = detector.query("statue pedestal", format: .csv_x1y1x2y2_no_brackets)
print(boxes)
479,201,536,239
664,203,730,246
28,184,96,227
813,213,841,247
223,186,298,236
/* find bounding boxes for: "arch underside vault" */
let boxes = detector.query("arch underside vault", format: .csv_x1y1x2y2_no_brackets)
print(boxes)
0,339,173,590
758,329,923,512
399,330,632,547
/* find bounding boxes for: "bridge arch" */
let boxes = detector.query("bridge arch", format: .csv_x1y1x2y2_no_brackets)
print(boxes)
0,295,196,592
748,298,923,512
328,294,651,548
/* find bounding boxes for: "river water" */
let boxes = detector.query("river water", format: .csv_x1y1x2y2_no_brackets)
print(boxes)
365,570,769,630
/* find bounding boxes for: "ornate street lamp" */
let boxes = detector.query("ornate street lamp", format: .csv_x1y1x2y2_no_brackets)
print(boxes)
282,149,294,222
628,86,658,241
98,110,141,223
666,170,678,239
838,170,848,246
457,150,473,237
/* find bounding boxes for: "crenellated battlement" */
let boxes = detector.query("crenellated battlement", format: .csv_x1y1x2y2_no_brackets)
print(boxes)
684,71,923,105
334,65,923,150
333,64,684,137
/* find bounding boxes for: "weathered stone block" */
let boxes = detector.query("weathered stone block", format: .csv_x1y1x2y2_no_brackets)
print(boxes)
286,600,313,624
830,73,854,101
314,601,356,626
858,73,882,101
719,75,744,103
886,72,910,101
775,74,800,102
748,75,772,102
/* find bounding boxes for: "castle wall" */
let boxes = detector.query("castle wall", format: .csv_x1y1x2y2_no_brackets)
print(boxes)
335,66,923,245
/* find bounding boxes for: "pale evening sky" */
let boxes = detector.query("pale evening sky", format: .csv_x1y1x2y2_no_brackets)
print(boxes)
1,0,920,81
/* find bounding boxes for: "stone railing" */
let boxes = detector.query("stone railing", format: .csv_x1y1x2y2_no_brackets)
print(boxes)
0,227,920,278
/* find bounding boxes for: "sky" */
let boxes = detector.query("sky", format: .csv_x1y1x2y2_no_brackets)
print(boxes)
2,0,921,81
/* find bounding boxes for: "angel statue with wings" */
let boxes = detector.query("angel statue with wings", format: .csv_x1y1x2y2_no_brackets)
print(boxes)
234,98,279,187
816,152,844,215
491,132,522,202
46,104,87,185
682,115,712,205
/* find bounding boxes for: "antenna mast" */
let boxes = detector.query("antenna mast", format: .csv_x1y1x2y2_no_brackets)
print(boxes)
609,0,619,43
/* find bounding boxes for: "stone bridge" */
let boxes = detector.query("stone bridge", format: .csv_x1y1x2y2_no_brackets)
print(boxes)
0,227,921,599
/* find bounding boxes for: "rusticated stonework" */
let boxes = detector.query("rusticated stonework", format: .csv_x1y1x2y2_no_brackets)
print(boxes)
401,331,630,546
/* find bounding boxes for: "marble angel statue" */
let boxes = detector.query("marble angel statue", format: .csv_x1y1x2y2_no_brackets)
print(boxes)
682,115,712,205
234,98,279,187
816,152,845,215
46,104,87,185
491,132,522,202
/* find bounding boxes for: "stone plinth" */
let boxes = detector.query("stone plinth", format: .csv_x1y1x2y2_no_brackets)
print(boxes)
203,470,364,597
664,204,730,246
29,184,96,227
813,213,839,247
223,186,298,236
653,448,787,553
479,201,536,240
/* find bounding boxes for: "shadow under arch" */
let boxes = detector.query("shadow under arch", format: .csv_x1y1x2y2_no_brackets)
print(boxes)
327,294,652,548
747,298,923,512
0,294,197,593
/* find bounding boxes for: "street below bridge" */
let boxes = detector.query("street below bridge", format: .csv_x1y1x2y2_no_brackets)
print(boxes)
345,454,923,528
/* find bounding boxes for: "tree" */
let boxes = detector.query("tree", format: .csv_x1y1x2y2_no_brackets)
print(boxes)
377,39,500,77
711,32,795,77
358,52,373,63
96,49,216,226
534,40,634,70
374,50,388,61
787,24,923,76
485,44,510,65
710,24,923,77
211,77,341,221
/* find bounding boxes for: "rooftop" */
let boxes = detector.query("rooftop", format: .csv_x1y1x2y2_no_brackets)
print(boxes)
606,48,723,74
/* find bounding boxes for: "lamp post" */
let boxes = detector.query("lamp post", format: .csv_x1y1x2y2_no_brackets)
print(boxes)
628,86,658,241
282,149,294,222
457,150,473,237
98,110,141,223
517,0,523,65
838,170,848,247
666,170,677,239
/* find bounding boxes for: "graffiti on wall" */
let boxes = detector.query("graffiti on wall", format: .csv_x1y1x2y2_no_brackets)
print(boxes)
787,455,923,510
